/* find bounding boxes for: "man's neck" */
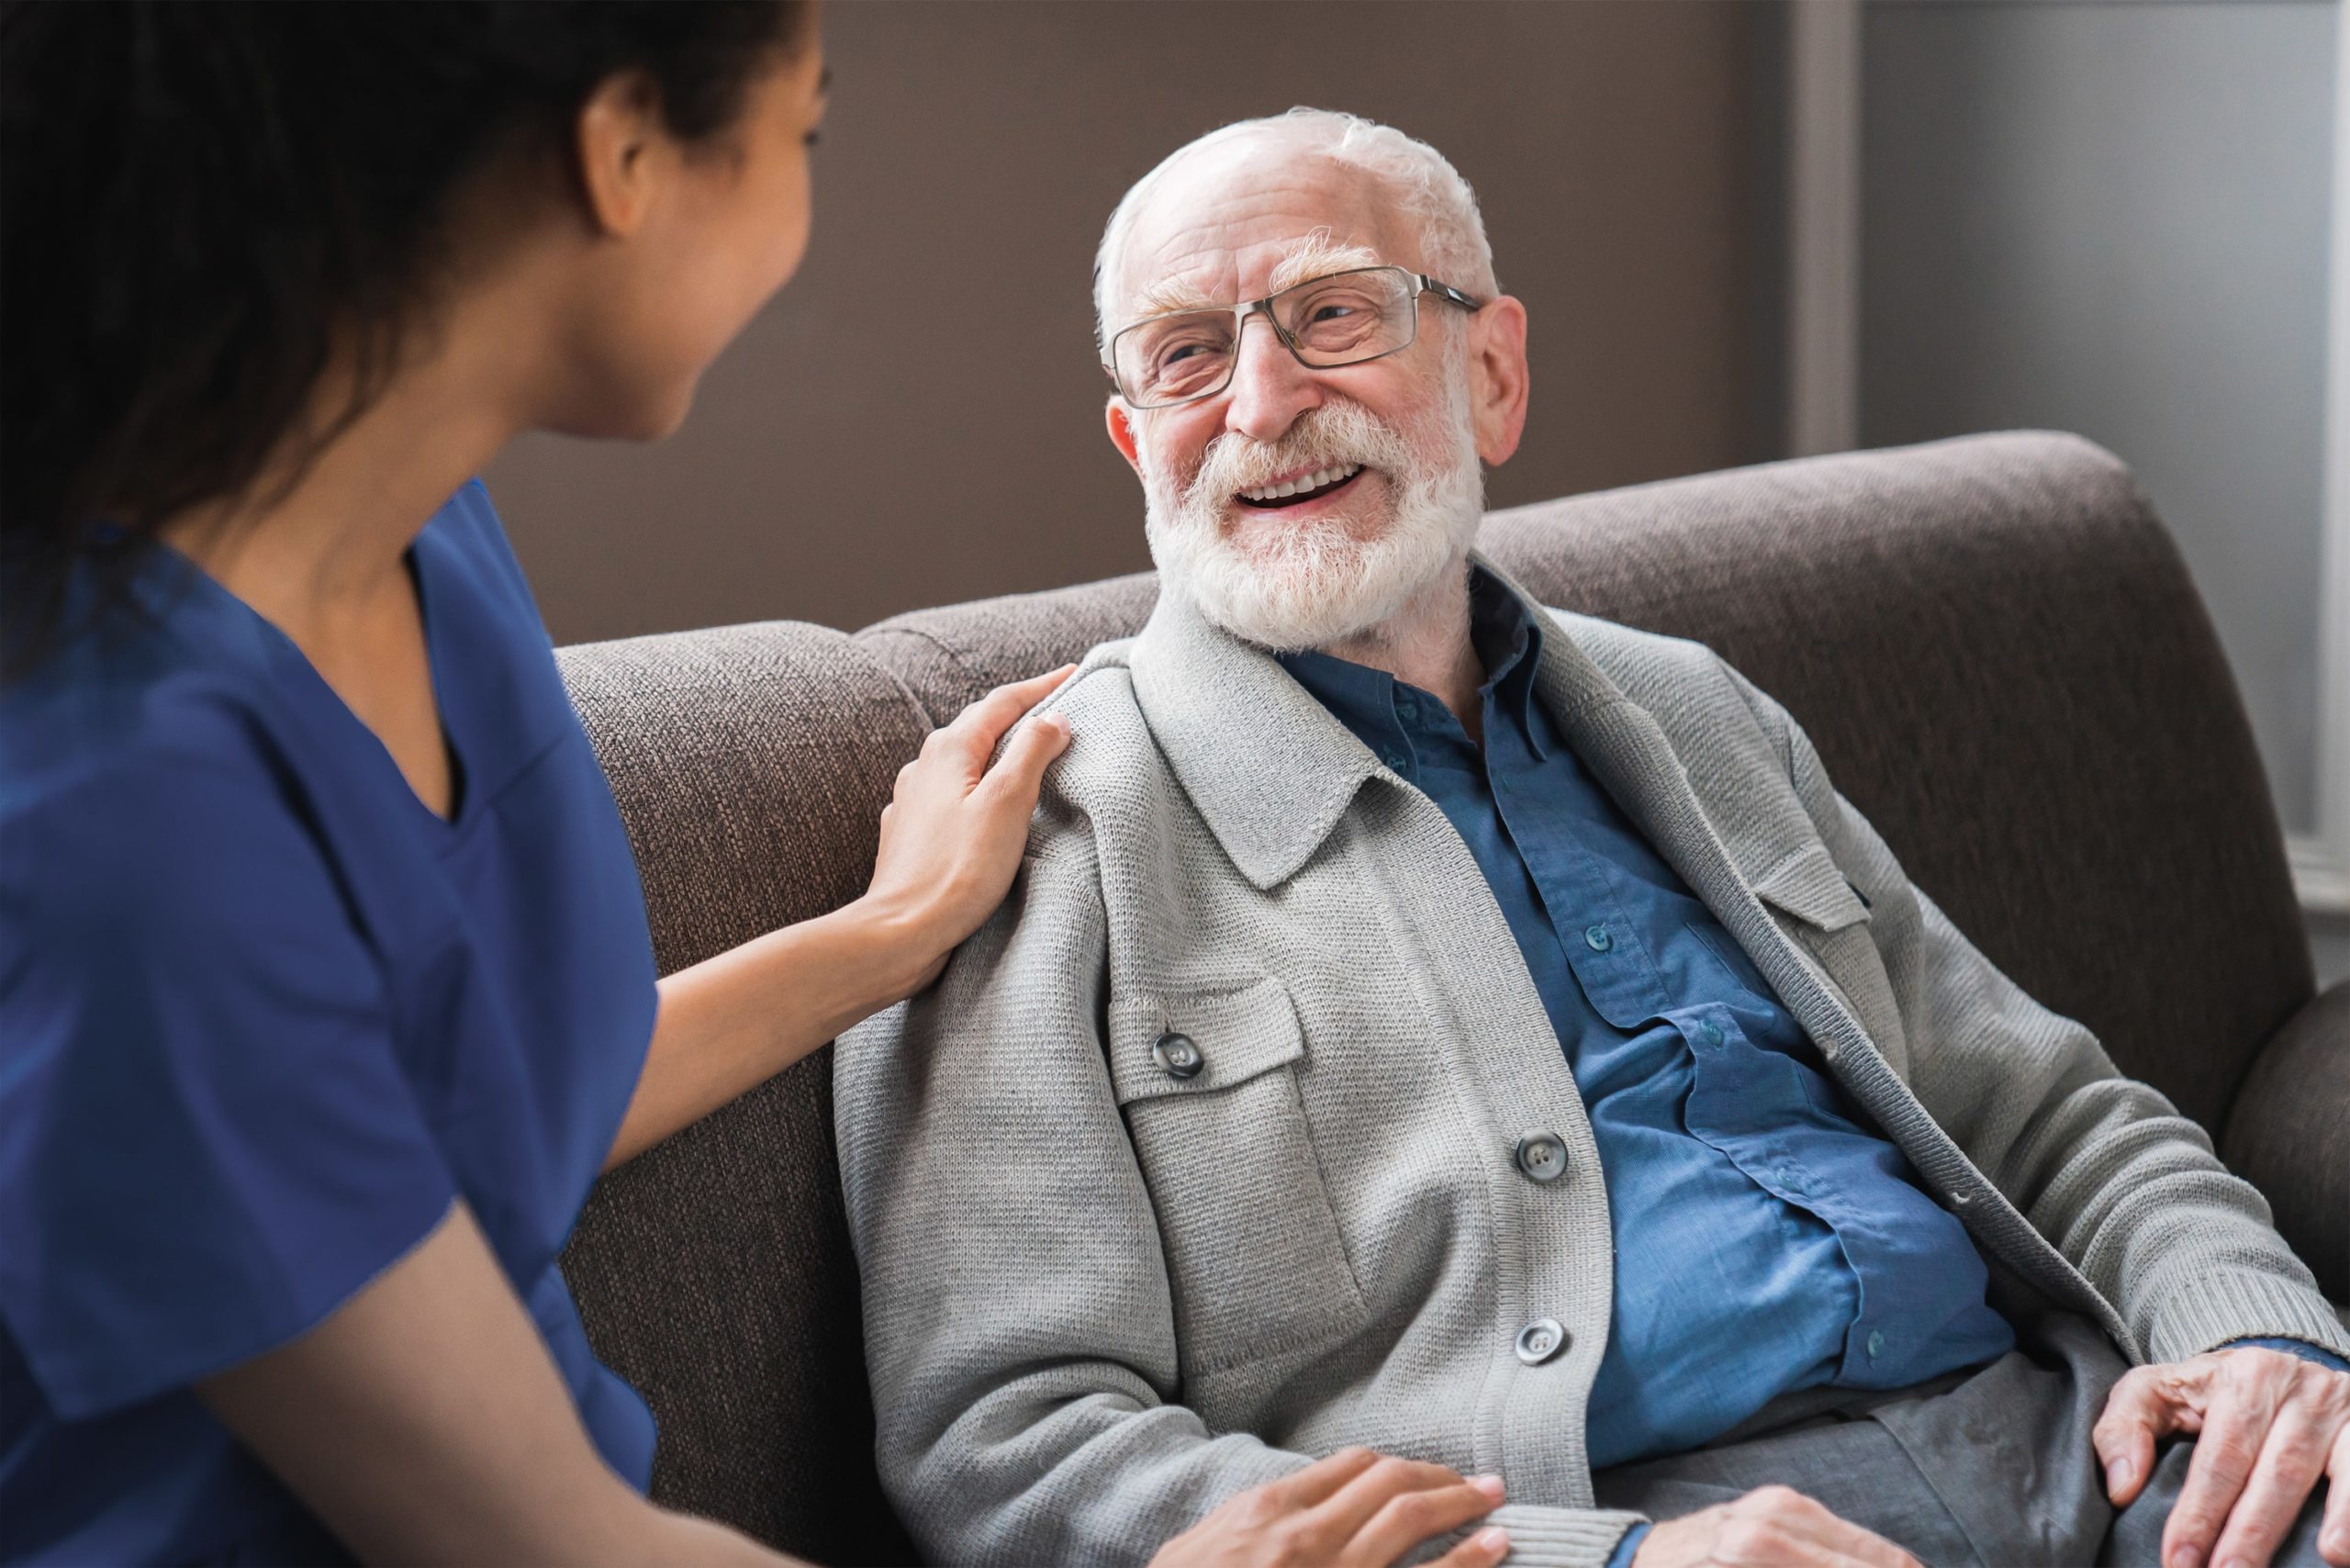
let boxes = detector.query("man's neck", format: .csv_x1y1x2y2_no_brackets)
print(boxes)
1317,558,1486,745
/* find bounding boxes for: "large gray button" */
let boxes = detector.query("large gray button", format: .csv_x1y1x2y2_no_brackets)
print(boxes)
1152,1032,1203,1081
1516,1317,1568,1365
1514,1132,1569,1183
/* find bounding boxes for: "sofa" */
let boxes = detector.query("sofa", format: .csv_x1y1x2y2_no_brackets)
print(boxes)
550,431,2350,1565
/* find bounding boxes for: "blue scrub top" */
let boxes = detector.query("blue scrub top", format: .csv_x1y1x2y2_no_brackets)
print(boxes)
0,482,662,1564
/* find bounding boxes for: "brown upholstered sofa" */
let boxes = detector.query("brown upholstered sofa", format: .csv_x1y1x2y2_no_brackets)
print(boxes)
552,431,2350,1565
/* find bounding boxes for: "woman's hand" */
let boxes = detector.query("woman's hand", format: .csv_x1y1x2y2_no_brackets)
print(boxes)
860,665,1075,993
1148,1449,1509,1568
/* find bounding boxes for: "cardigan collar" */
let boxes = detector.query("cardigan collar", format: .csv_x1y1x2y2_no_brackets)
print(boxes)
1126,551,1639,890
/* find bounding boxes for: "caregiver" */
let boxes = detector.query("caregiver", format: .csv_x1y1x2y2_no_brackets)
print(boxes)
0,3,1064,1562
0,3,1516,1562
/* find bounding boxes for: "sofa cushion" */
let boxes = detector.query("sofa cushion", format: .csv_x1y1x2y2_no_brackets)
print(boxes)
555,621,925,1565
854,431,2314,1137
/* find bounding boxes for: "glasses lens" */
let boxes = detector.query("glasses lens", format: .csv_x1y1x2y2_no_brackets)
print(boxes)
1115,311,1238,407
1275,268,1416,366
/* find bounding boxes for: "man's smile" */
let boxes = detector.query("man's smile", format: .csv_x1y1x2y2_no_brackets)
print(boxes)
1234,462,1367,510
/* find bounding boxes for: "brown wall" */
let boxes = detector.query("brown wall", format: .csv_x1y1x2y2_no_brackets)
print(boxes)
485,0,1772,646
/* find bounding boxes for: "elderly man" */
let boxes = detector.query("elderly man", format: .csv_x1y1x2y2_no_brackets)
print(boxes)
836,109,2350,1568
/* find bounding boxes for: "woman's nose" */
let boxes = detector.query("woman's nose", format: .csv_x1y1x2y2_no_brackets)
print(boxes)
1223,313,1323,444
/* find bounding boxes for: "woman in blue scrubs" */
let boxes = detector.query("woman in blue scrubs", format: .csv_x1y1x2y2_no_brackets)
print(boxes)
0,3,1523,1562
0,4,1076,1562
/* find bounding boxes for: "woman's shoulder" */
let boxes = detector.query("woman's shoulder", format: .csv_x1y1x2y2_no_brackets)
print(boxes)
1,562,346,952
6,602,279,818
3,674,332,952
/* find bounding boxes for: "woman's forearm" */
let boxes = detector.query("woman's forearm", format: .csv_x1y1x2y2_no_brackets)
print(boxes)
606,898,935,1170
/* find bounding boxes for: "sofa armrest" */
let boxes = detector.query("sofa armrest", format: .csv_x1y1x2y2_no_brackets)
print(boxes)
2222,979,2350,1305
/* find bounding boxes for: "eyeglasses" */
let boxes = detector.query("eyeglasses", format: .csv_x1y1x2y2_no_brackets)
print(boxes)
1104,265,1484,410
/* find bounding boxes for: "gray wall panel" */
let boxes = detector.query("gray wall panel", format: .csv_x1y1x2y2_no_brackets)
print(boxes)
1861,0,2335,837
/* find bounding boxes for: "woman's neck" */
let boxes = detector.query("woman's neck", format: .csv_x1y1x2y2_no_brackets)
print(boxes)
162,300,532,646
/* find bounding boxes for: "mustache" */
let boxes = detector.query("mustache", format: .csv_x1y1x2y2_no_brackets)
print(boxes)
1182,402,1415,502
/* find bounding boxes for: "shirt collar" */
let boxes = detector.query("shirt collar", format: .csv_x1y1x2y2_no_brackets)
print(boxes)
1129,556,1573,889
1271,565,1550,764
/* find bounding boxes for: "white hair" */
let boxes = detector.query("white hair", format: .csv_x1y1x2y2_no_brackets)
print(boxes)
1092,107,1498,355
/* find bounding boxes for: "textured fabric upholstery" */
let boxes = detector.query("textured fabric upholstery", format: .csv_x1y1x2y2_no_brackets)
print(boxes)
554,622,925,1565
2225,981,2350,1301
858,572,1160,726
555,431,2340,1561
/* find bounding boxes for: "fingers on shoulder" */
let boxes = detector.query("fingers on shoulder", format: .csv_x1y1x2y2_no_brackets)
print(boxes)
954,665,1080,739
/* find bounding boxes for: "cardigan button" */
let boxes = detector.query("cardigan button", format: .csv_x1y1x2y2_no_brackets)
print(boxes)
1151,1032,1203,1081
1516,1318,1569,1365
1513,1132,1569,1183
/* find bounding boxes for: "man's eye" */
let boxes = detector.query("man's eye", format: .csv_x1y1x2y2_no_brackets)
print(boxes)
1158,339,1222,368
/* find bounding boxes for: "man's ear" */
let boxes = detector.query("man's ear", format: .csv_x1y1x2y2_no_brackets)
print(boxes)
575,71,671,239
1467,295,1531,467
1105,398,1145,478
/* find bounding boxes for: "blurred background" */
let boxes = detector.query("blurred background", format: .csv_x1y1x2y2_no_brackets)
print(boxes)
484,0,2349,982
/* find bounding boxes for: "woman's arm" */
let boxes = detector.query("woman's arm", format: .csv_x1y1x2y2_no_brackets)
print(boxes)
604,666,1075,1170
198,1201,791,1566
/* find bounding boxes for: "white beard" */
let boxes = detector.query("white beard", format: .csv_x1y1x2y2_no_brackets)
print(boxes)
1138,385,1485,653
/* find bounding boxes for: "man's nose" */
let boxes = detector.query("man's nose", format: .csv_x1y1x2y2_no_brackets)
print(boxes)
1222,312,1323,445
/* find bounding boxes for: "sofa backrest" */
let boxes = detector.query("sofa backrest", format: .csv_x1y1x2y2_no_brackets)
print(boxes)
557,431,2315,1562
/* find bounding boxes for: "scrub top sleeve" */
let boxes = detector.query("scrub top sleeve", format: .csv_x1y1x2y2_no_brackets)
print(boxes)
0,752,457,1419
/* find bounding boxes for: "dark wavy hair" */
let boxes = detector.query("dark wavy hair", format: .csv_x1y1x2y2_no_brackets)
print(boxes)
0,0,807,678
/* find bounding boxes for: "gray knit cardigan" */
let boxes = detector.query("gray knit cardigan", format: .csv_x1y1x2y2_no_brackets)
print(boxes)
836,558,2350,1568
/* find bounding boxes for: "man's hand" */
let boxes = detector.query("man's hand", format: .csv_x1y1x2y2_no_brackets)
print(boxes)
1630,1485,1920,1568
1147,1448,1509,1568
2093,1345,2350,1568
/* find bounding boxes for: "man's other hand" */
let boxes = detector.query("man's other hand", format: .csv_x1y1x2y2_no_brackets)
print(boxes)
1147,1448,1508,1568
1630,1485,1920,1568
2094,1345,2350,1568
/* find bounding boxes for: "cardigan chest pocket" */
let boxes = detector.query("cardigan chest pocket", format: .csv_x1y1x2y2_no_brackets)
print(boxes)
1109,977,1368,1376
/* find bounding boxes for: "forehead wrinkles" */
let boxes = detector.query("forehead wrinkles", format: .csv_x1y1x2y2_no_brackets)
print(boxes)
1115,158,1402,321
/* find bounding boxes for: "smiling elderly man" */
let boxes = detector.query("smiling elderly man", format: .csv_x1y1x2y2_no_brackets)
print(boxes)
836,109,2350,1568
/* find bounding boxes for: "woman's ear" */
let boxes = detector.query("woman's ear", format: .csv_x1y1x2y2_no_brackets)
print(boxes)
574,72,671,238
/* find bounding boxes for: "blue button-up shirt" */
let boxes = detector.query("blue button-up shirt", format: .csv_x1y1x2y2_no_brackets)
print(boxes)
1279,572,2019,1471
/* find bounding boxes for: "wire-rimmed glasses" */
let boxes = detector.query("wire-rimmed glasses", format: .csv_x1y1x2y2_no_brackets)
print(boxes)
1104,265,1484,410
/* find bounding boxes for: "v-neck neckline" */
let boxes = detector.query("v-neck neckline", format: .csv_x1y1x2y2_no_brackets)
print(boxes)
155,518,471,834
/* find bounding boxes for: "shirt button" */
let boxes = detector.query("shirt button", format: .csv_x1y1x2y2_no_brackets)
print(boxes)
1866,1329,1886,1360
1583,924,1613,952
1382,749,1409,771
1513,1132,1569,1183
1395,697,1420,722
1701,1021,1724,1047
1151,1032,1203,1081
1516,1318,1569,1366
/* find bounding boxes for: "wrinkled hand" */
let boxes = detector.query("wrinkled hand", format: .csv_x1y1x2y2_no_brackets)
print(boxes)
2094,1345,2350,1568
1631,1485,1921,1568
1147,1448,1509,1568
862,666,1073,993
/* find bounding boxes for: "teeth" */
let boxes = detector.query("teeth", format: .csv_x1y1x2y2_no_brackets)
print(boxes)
1240,463,1362,503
